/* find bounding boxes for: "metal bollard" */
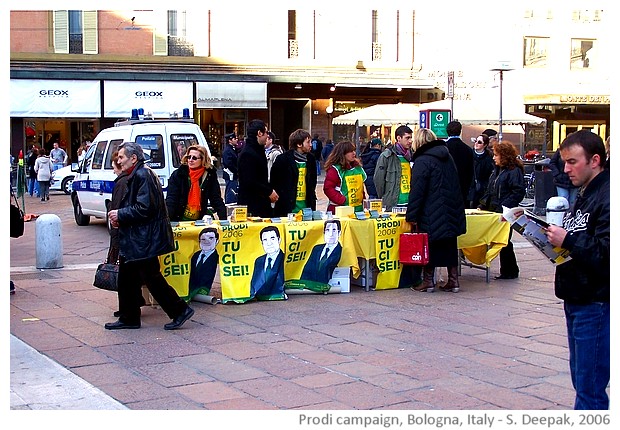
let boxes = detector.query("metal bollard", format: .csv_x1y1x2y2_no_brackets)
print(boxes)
35,214,64,269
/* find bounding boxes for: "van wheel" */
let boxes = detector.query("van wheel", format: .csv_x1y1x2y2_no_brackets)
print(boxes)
61,176,74,195
73,197,90,226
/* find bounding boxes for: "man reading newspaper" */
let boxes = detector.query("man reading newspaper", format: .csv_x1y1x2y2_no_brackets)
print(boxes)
545,130,609,410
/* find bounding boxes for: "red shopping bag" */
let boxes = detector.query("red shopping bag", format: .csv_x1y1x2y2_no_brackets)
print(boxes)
399,232,429,265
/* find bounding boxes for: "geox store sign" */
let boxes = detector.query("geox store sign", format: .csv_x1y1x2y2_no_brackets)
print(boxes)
104,81,193,118
11,79,101,118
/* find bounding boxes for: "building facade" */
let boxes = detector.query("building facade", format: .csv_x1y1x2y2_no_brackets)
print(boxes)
10,5,610,162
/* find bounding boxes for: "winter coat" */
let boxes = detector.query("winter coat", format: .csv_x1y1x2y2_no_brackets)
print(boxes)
117,160,175,262
221,144,239,181
34,156,52,182
479,164,526,212
321,142,334,162
165,164,226,221
445,137,474,206
361,147,381,197
555,169,609,304
270,150,317,217
107,171,129,263
237,136,273,218
405,140,466,242
373,146,411,210
467,149,495,205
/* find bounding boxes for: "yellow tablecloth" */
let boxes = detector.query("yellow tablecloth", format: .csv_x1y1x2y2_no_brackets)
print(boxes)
458,209,510,266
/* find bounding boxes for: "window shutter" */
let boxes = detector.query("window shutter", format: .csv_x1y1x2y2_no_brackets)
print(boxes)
53,10,69,53
153,11,168,56
83,10,98,54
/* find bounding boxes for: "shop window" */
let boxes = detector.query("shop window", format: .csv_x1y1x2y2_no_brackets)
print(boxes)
523,36,548,68
570,39,595,70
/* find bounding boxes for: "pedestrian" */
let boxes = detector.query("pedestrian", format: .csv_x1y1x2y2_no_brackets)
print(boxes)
106,142,194,330
467,133,495,208
478,140,525,280
321,139,334,163
406,128,466,293
49,141,68,171
482,129,498,150
165,144,226,221
311,134,323,175
545,130,609,410
323,140,366,214
361,138,382,200
265,131,283,182
445,120,474,207
106,151,147,318
221,132,240,204
26,144,40,197
373,125,414,211
270,128,317,217
237,119,278,218
34,147,52,201
549,148,579,208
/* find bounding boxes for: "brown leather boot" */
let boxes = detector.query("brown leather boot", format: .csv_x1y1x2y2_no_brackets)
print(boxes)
440,266,460,293
411,266,435,292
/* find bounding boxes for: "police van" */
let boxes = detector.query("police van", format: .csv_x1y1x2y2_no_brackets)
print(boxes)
71,109,212,226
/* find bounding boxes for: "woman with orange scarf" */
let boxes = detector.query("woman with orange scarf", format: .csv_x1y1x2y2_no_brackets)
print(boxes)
166,145,226,221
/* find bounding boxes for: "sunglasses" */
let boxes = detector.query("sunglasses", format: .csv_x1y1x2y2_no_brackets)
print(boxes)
187,155,202,161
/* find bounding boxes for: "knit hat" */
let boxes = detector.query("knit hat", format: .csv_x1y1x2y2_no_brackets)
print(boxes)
370,138,382,146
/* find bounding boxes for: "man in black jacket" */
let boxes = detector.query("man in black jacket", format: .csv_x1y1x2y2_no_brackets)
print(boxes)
270,128,317,217
445,121,474,206
106,142,194,330
545,130,609,410
237,119,278,218
221,132,240,204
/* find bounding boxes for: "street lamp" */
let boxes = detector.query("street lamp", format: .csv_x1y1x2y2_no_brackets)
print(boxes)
491,61,514,142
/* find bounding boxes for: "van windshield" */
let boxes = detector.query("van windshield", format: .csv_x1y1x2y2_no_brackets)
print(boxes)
136,135,164,169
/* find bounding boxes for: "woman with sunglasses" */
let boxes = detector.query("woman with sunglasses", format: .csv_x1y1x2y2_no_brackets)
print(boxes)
467,134,495,208
166,145,226,222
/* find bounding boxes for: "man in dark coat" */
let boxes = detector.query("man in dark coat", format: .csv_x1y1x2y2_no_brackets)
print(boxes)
250,226,285,300
188,227,220,299
445,121,474,206
106,142,194,330
361,138,382,199
237,119,278,218
221,132,240,204
301,220,342,285
270,128,317,217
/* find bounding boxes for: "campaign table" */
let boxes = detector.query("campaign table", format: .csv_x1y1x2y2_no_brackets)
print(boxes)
161,210,509,302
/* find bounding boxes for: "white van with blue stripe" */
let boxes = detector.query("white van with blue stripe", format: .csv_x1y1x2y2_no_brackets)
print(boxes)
71,110,211,226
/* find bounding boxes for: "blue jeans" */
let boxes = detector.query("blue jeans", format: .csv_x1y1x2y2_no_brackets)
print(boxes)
556,186,579,208
564,301,610,410
28,177,40,196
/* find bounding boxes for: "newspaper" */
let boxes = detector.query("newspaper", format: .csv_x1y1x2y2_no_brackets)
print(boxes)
502,206,572,266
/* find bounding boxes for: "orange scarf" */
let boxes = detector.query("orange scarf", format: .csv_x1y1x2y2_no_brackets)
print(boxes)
183,167,205,220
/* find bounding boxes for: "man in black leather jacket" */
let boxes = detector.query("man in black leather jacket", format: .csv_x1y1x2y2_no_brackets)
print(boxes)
106,142,194,331
545,130,609,410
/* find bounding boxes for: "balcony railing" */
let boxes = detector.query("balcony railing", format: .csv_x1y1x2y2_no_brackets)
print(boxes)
168,35,194,57
288,39,299,58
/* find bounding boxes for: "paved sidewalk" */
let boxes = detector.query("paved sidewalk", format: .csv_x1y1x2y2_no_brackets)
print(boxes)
9,185,584,412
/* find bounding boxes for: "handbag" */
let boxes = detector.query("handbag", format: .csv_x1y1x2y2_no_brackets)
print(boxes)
10,191,24,238
93,260,119,291
399,230,429,266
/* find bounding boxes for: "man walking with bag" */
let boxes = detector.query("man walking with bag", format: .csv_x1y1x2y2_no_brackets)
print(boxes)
106,142,194,330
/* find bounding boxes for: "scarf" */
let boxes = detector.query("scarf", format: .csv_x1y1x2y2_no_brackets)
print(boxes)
395,143,411,161
293,151,307,162
185,167,206,219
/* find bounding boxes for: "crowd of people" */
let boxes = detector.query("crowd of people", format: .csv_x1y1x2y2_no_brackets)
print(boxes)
62,118,606,410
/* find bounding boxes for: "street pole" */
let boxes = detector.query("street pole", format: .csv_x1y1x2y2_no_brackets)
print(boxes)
491,62,513,143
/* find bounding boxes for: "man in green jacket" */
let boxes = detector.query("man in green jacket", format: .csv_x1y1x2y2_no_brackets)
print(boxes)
373,125,413,211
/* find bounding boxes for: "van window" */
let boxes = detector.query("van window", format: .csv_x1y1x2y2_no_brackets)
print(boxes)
104,139,124,169
91,141,107,170
136,135,164,169
171,134,200,167
80,143,97,173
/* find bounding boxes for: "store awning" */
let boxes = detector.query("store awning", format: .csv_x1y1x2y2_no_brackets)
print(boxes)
10,79,101,118
103,80,193,118
196,82,267,109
